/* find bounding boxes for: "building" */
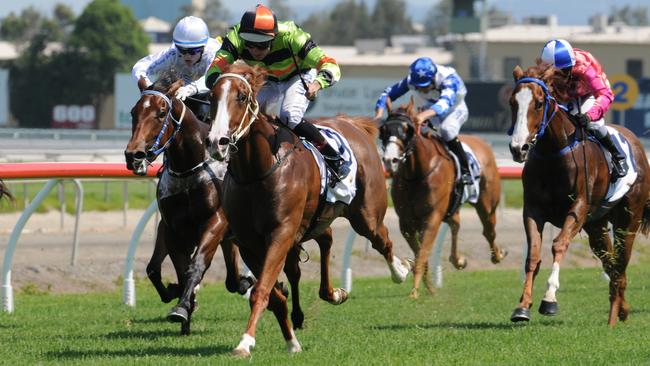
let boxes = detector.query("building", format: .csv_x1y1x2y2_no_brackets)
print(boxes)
121,0,203,23
452,15,650,81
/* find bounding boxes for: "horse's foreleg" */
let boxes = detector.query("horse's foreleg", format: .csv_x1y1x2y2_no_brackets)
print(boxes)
447,212,467,270
474,197,507,264
607,213,639,326
315,228,348,305
511,213,544,322
409,212,444,299
283,246,304,329
233,227,298,357
147,221,176,303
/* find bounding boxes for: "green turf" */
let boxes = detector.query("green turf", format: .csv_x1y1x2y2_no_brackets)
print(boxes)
2,265,649,365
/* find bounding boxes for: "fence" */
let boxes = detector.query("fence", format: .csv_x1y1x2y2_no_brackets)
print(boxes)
1,162,523,313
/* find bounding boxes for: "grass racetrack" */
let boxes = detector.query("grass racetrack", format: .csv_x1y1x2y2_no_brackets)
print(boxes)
2,265,650,365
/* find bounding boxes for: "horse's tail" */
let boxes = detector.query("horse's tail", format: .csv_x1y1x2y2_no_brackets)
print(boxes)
339,115,379,140
0,179,14,202
640,198,650,236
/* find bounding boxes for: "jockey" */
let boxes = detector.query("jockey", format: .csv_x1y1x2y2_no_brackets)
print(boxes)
374,57,472,185
205,4,348,181
132,16,221,121
540,39,627,178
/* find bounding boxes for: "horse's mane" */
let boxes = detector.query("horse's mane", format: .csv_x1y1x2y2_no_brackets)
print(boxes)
522,59,571,103
337,115,379,140
151,70,182,92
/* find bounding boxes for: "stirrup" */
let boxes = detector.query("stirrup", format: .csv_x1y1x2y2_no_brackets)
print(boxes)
325,156,350,185
460,172,473,185
612,158,628,178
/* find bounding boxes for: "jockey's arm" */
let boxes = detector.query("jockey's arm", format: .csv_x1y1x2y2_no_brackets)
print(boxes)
205,29,240,89
582,66,614,122
131,47,174,88
429,74,462,119
374,78,410,118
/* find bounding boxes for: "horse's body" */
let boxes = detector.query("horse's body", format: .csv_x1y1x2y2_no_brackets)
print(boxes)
508,63,650,326
207,64,411,357
380,100,506,298
124,75,246,335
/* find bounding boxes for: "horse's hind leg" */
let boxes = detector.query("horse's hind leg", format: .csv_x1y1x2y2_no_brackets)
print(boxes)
284,246,304,329
349,213,411,284
147,221,178,303
314,227,348,305
447,211,467,270
474,193,507,264
608,213,640,325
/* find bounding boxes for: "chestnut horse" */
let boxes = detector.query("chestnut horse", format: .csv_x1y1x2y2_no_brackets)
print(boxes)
206,64,411,357
124,73,248,335
380,98,507,298
508,63,650,326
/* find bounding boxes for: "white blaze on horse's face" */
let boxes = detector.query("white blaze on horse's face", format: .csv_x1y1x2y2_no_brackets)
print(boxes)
509,87,533,162
207,80,232,161
383,136,403,175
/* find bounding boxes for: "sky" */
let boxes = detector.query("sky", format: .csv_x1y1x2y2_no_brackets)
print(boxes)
1,0,650,25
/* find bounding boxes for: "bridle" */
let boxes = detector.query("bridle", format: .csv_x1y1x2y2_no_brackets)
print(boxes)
381,112,416,163
214,73,260,147
140,90,186,161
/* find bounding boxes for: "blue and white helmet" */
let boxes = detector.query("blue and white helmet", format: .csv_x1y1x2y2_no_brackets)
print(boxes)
173,16,209,49
540,39,576,69
408,57,437,87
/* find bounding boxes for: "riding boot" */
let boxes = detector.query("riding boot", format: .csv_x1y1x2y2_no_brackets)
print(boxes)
293,120,350,181
446,137,473,185
597,132,628,178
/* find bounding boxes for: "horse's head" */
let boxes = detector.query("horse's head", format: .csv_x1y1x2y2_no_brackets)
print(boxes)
206,64,266,161
379,97,417,175
124,74,184,175
508,62,567,162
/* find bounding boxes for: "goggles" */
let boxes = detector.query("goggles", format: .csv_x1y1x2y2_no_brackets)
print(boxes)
244,40,272,50
177,46,204,55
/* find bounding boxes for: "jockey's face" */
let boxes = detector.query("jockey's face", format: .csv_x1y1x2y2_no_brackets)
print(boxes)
415,83,435,93
244,40,272,61
177,46,203,67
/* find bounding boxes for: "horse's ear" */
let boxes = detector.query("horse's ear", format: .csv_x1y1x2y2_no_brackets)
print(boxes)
249,65,267,93
513,65,524,81
137,77,148,92
167,79,185,97
385,97,392,114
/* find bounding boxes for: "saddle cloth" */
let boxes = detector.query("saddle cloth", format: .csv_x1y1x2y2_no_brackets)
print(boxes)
158,160,226,200
603,126,637,203
448,142,481,205
302,125,358,204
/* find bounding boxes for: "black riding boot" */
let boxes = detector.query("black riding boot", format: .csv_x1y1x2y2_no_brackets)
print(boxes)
597,132,628,179
446,137,473,185
293,120,350,181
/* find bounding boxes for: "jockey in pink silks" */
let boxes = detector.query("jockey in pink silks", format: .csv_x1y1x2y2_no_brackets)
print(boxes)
541,38,627,178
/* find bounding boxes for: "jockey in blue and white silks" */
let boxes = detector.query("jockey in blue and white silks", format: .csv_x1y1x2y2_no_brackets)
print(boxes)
374,57,472,185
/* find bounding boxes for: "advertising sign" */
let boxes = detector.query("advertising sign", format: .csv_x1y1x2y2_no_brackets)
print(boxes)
115,73,140,129
52,105,96,128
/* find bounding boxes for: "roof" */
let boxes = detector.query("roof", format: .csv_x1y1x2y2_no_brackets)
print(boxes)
139,16,171,33
459,24,650,44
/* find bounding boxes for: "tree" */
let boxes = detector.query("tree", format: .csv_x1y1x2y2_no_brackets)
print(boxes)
609,5,648,26
322,0,371,45
370,0,415,43
424,0,451,44
178,0,231,38
269,0,294,20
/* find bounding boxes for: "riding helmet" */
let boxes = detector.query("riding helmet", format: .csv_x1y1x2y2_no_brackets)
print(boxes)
408,57,437,88
540,39,576,69
239,4,278,43
173,16,209,49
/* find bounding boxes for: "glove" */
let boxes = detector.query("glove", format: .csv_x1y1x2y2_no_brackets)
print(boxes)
574,113,590,128
175,84,197,101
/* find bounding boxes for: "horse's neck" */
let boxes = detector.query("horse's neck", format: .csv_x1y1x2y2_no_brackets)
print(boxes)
229,117,279,180
536,111,576,156
401,135,444,178
165,104,207,172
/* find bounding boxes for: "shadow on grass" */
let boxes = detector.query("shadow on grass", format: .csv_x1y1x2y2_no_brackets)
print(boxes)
102,328,207,340
369,319,565,331
47,344,233,360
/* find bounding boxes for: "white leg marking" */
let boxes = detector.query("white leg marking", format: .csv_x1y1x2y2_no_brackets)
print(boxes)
286,330,302,353
389,255,410,283
233,333,256,355
542,262,560,302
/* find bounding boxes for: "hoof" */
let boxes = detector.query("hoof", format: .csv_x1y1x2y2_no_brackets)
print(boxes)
510,307,531,322
327,288,348,305
167,305,189,323
237,276,255,295
450,256,467,270
231,348,251,358
538,300,558,316
389,256,411,283
491,249,508,264
409,288,419,299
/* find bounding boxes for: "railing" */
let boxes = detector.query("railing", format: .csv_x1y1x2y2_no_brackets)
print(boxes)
1,162,523,313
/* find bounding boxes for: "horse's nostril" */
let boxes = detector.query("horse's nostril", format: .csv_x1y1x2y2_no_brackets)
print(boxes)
134,151,146,159
521,144,530,152
392,158,399,163
218,137,230,146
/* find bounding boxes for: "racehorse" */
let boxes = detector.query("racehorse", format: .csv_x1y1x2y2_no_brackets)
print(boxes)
380,97,507,299
206,63,411,357
124,73,249,335
508,62,650,326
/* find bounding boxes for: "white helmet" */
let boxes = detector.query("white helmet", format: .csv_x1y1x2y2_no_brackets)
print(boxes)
173,16,209,49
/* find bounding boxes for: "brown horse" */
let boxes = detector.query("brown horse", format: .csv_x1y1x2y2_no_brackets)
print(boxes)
508,62,650,326
379,98,507,299
206,64,411,357
124,73,249,335
0,179,13,202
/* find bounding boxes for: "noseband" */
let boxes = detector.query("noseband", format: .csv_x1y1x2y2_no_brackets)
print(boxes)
140,90,186,159
214,73,260,146
512,77,568,146
382,113,416,162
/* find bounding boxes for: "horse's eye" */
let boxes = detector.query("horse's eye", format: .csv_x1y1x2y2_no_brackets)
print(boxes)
237,93,247,103
535,101,543,110
158,110,166,119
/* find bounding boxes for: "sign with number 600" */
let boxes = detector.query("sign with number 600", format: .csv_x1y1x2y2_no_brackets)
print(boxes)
610,74,639,111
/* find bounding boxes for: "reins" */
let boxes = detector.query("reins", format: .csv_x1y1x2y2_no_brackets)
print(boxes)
141,90,187,160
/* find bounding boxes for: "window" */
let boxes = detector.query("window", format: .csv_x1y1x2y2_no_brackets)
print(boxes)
626,59,643,79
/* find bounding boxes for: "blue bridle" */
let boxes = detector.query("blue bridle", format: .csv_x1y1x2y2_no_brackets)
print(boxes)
512,77,568,142
141,90,185,158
